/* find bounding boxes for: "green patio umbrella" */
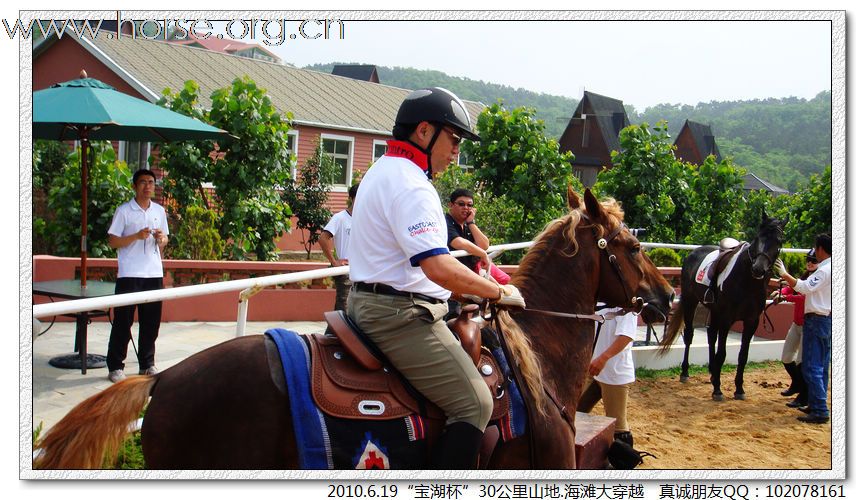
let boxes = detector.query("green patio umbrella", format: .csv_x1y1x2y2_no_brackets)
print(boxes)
33,71,230,288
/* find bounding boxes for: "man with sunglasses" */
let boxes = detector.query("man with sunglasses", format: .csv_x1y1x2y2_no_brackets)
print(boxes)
347,87,525,468
445,188,492,273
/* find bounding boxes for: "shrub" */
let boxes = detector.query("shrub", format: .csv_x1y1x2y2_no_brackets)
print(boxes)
647,247,682,267
171,205,224,260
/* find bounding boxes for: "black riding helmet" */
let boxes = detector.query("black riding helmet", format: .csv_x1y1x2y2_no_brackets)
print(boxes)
392,88,480,179
394,87,481,141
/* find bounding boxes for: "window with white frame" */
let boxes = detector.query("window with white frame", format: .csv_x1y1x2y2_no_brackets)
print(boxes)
321,134,354,187
286,130,299,179
372,139,388,163
119,141,151,171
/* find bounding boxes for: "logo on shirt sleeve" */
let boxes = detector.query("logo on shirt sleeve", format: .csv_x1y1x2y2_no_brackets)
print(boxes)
407,220,439,237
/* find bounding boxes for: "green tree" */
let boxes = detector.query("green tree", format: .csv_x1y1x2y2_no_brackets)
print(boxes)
594,122,691,242
36,142,133,257
461,102,578,256
156,81,219,215
207,76,295,261
786,165,832,247
33,140,70,190
282,140,342,259
171,205,224,260
686,156,747,245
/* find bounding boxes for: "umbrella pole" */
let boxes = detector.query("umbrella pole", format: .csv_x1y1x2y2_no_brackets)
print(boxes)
80,132,89,289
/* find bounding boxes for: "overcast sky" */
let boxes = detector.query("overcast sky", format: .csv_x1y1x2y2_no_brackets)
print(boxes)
265,18,831,111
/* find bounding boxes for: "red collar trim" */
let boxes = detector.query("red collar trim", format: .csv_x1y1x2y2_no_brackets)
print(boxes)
384,140,428,171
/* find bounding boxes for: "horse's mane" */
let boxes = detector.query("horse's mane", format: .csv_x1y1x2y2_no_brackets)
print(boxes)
493,310,548,418
518,197,626,273
503,196,626,418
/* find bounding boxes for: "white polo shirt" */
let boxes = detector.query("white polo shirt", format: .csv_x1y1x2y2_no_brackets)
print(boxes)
592,307,639,386
348,140,450,300
794,257,832,316
108,199,169,278
323,210,352,260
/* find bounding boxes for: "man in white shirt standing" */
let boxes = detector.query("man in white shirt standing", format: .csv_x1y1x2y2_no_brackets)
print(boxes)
106,169,169,383
347,87,524,469
319,183,358,313
576,305,640,446
775,233,832,424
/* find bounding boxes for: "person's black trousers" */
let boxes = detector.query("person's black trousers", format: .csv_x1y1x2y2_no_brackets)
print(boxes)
107,277,163,371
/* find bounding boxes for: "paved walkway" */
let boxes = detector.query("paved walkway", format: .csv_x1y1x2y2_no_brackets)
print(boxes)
30,320,781,433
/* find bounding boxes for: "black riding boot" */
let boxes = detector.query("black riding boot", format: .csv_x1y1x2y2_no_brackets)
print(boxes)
614,431,634,447
432,422,485,469
787,364,809,408
780,362,801,396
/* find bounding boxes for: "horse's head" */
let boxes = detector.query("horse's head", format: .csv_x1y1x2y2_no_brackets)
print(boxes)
635,249,676,324
568,188,674,322
749,211,787,279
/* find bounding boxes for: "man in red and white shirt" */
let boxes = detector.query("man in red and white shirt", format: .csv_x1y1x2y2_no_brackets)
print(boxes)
348,87,524,468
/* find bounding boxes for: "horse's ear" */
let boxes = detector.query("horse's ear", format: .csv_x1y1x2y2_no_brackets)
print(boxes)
761,208,768,223
781,215,789,227
567,185,581,210
583,188,603,219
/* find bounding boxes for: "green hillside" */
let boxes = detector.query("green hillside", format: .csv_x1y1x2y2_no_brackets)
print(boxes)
305,63,830,192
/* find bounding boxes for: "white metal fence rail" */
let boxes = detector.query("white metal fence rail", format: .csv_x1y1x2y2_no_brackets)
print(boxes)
32,242,809,335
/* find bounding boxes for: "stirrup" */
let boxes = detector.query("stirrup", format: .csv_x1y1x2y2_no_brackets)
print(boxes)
703,289,715,304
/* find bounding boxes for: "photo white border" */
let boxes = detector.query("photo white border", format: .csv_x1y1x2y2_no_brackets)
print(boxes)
19,9,846,483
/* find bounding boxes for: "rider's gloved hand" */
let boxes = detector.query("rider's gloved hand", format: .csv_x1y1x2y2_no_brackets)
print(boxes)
462,284,526,309
492,284,526,309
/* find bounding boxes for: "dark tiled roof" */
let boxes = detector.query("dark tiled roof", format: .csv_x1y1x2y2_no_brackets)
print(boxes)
742,172,789,194
581,91,630,152
679,119,722,161
332,64,379,83
79,36,482,135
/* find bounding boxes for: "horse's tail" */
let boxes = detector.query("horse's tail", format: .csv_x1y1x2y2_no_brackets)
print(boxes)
657,303,685,354
34,375,156,469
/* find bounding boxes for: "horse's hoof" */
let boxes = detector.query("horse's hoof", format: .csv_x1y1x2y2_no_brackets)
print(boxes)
734,393,746,400
679,375,689,383
712,393,724,402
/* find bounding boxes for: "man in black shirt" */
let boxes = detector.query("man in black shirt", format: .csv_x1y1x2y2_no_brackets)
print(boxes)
444,188,491,272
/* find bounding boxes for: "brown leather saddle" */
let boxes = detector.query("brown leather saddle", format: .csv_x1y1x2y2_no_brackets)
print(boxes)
308,305,511,423
707,241,746,283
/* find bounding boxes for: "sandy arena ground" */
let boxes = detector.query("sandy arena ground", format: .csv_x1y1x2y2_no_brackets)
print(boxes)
580,365,833,470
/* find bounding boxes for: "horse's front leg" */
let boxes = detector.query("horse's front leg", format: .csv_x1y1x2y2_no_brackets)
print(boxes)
711,323,732,402
706,324,724,401
734,317,759,400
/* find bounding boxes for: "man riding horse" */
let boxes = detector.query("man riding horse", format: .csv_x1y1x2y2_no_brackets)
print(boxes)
346,87,525,469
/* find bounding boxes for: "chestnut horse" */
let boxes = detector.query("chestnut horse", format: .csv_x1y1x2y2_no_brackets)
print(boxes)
659,212,786,401
35,188,674,469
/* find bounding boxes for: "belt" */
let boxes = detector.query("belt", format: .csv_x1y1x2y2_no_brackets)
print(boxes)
353,282,445,304
804,312,830,319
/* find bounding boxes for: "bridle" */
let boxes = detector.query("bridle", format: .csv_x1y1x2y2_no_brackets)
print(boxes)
746,232,782,280
594,221,645,315
520,219,645,321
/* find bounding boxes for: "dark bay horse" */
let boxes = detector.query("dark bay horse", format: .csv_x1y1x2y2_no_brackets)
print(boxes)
659,213,786,401
35,188,674,470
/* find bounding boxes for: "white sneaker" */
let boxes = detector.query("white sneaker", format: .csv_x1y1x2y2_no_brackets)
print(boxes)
108,369,126,383
139,366,158,376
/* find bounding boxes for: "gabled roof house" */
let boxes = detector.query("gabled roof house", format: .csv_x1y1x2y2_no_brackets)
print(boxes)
674,119,722,165
332,64,380,83
742,172,790,196
558,91,630,187
33,34,484,251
